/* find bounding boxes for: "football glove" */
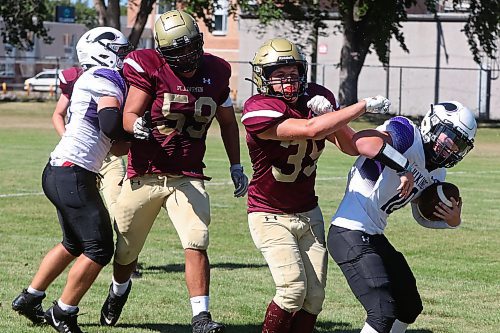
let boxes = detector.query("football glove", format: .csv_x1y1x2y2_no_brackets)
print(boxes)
307,95,334,117
230,164,249,198
363,95,391,114
133,114,152,140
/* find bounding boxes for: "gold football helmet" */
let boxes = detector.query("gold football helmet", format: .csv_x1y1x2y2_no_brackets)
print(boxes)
251,38,307,98
154,10,204,73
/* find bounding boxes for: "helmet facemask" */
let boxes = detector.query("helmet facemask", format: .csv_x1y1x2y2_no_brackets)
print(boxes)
423,107,475,168
258,63,307,101
156,33,204,73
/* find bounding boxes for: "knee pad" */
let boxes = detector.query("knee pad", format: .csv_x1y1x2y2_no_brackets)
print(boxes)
302,283,325,315
397,298,423,324
275,280,307,313
183,227,209,250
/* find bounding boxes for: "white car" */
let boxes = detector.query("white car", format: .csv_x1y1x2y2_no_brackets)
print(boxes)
24,69,60,92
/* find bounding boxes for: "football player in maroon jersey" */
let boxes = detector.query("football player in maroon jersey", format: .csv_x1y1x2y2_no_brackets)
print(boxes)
241,38,390,333
99,10,247,333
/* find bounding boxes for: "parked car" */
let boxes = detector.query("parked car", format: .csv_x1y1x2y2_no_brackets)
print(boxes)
24,69,60,92
0,70,15,78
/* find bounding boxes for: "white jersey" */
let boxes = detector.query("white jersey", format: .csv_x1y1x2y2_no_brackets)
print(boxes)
50,66,127,173
332,117,446,234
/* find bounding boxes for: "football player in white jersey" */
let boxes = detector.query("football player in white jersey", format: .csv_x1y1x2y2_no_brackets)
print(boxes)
326,102,476,333
12,27,132,333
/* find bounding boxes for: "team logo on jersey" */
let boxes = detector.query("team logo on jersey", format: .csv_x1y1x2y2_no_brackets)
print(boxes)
203,78,211,85
177,85,203,92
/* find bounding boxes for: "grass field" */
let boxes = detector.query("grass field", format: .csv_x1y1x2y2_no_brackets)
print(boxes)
0,102,499,333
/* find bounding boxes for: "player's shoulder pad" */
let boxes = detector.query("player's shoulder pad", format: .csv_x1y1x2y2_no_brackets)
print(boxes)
91,67,127,97
59,67,82,84
379,116,416,153
202,52,231,76
123,49,164,74
243,95,287,115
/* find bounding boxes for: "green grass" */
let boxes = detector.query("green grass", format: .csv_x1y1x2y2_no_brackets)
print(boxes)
0,102,499,333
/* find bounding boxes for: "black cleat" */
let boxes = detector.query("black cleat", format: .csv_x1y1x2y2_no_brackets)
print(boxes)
44,302,83,333
12,289,46,324
192,311,225,333
100,280,132,326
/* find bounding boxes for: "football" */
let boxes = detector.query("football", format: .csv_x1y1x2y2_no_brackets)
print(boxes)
417,182,460,221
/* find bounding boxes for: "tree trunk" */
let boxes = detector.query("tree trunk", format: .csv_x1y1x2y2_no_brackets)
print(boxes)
94,0,107,26
128,0,156,48
106,0,121,30
338,3,371,106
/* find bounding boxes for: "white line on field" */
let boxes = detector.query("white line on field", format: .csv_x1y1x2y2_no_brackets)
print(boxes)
0,192,44,198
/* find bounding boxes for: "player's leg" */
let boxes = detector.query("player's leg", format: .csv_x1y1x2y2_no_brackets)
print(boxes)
45,163,113,332
377,238,422,333
248,212,309,333
290,206,328,333
100,175,164,326
12,163,77,324
328,226,397,333
98,153,126,221
166,176,224,333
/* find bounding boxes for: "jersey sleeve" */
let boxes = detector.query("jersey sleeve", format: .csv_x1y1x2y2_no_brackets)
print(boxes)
89,68,127,107
123,51,155,96
378,116,415,154
241,97,287,135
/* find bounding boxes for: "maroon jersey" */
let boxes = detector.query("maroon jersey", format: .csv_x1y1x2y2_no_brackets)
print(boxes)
58,67,83,98
123,49,231,179
242,83,338,214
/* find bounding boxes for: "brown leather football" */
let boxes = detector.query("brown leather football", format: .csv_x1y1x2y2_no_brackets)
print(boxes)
417,182,460,221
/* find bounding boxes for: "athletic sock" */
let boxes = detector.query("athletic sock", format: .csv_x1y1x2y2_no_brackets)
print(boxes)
112,277,131,297
27,286,45,297
190,295,209,316
57,299,78,314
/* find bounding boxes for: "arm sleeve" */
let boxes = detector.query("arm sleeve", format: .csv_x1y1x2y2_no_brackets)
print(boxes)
123,53,155,96
241,97,287,135
411,202,460,229
98,107,126,140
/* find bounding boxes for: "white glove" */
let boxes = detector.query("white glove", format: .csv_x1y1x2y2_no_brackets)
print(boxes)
230,164,249,198
133,116,152,140
363,95,391,114
307,95,334,116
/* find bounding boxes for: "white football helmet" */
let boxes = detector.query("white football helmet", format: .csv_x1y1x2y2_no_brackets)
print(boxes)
420,101,477,168
76,27,133,70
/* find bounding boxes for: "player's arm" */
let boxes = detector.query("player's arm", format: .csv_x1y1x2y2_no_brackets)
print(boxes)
326,125,358,156
122,86,153,140
410,198,461,229
216,100,249,198
353,129,414,198
257,100,367,141
52,94,70,137
97,96,125,140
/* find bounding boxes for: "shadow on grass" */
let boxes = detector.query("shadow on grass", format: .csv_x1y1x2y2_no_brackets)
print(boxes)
83,322,433,333
142,262,267,274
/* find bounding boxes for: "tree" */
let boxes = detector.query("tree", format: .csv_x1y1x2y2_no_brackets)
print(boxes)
0,0,53,50
181,0,499,105
43,0,99,28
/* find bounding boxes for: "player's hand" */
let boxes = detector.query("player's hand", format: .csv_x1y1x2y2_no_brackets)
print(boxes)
397,171,414,198
363,95,391,114
230,164,249,198
133,116,152,140
434,197,462,227
307,95,334,116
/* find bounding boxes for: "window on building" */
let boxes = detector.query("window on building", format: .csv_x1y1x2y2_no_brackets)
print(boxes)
157,0,176,15
212,0,229,36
